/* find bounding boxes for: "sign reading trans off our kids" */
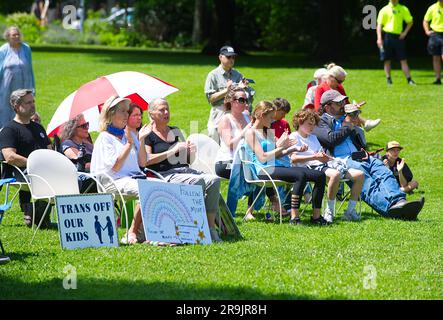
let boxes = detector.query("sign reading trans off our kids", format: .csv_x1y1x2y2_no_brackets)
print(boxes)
138,180,212,245
55,194,118,250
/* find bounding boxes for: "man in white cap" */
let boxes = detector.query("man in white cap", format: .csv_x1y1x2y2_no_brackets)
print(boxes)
204,46,248,144
313,89,425,220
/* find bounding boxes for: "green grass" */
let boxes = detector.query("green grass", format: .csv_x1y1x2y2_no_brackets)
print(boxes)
0,47,442,300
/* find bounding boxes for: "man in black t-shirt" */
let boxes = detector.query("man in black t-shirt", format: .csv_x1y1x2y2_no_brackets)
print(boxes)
382,141,419,194
0,89,52,227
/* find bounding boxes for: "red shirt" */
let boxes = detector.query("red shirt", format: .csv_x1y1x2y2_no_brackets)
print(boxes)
271,119,291,138
314,82,348,112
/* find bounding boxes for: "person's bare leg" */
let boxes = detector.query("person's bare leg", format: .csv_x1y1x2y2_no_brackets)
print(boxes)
346,169,364,201
400,59,412,81
127,204,142,244
384,60,392,79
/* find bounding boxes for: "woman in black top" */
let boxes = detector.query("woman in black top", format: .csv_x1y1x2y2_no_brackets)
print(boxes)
144,98,222,242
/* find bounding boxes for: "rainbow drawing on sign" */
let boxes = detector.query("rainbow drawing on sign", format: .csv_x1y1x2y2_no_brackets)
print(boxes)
141,188,194,228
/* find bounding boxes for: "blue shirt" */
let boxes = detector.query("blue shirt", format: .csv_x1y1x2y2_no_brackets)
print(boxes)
332,116,358,158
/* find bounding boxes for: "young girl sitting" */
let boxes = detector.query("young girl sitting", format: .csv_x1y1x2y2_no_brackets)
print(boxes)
289,109,365,222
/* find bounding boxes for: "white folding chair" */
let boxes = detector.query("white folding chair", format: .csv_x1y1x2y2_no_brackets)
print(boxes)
0,160,31,207
238,145,292,224
26,149,105,243
188,133,220,175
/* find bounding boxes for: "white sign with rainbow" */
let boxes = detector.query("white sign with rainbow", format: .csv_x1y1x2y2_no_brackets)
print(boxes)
138,180,212,245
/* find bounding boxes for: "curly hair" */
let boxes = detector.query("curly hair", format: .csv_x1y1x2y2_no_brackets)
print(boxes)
59,114,84,141
292,109,320,130
224,86,246,111
251,101,276,123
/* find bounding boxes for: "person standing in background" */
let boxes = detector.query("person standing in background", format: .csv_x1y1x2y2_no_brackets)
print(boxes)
0,27,36,128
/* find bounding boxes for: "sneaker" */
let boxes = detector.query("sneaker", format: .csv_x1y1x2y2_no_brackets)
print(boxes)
289,217,302,225
408,79,416,86
387,78,393,85
0,255,11,265
364,119,381,132
310,216,328,226
323,208,334,223
210,228,222,242
433,79,442,85
342,208,360,221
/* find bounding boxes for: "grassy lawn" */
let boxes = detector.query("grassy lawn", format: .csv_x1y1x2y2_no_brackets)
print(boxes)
0,47,442,300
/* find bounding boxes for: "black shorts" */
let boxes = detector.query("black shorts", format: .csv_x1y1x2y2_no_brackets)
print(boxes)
427,32,443,56
382,33,407,61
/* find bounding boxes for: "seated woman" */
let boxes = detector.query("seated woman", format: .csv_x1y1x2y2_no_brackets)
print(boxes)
144,98,222,242
382,141,419,194
91,95,151,245
126,102,152,159
244,101,327,225
289,109,364,223
59,114,96,193
215,87,279,220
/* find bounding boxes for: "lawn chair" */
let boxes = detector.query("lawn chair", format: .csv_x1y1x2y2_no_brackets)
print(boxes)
188,133,220,175
238,145,292,224
26,149,105,244
0,178,15,264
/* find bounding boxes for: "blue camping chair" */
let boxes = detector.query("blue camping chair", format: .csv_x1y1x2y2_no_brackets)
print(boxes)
0,178,16,264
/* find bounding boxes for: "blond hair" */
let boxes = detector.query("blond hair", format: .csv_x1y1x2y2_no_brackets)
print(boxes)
251,101,276,122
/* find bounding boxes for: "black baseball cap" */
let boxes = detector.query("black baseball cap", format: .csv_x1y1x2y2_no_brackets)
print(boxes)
219,46,237,57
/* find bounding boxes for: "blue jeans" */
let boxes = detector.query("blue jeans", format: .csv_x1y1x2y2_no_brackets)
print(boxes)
346,156,405,216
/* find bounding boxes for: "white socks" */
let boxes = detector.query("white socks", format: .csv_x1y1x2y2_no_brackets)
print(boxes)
347,200,357,212
327,199,336,214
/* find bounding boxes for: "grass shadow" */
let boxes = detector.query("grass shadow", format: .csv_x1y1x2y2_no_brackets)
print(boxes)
0,276,346,300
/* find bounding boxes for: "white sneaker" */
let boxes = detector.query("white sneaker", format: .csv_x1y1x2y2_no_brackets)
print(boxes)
210,228,222,243
342,208,361,221
323,208,334,223
364,119,381,132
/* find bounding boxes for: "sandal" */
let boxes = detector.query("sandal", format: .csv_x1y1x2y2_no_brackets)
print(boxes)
243,212,256,221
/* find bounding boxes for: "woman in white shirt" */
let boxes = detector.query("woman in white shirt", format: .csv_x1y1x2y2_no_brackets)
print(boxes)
289,109,364,223
91,95,151,244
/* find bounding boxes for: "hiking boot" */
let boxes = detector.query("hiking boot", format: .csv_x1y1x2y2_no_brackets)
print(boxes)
323,208,334,223
310,216,328,226
433,78,441,85
364,119,381,132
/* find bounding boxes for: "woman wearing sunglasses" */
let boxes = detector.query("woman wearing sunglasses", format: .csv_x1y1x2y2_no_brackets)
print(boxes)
59,114,93,173
59,114,96,193
314,63,380,132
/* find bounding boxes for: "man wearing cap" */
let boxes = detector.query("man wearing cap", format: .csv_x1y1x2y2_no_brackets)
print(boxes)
423,0,443,85
382,141,419,194
0,89,52,228
313,89,424,220
204,46,248,144
376,0,416,85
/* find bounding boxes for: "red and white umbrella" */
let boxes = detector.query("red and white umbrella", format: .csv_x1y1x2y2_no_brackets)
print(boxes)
47,71,179,137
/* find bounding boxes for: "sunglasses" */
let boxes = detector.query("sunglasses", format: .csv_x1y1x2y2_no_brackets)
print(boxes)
234,97,248,104
77,122,89,129
225,55,236,60
334,76,344,84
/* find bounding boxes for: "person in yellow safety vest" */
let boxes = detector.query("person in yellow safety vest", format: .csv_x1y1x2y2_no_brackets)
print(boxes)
376,0,415,85
423,0,443,85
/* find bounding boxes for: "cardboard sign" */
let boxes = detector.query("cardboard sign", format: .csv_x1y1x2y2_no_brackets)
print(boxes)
138,179,212,245
56,194,118,250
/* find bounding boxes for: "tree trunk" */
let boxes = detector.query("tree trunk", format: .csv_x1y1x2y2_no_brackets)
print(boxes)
315,0,345,61
202,0,236,54
192,0,204,45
